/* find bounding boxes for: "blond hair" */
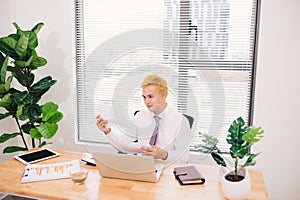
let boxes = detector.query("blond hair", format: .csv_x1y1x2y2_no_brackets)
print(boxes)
141,74,168,97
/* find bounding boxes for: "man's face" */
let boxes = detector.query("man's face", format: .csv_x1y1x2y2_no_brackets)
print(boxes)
142,85,166,113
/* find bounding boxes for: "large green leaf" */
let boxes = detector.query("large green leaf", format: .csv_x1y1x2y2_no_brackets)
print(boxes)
211,152,226,167
29,127,42,139
7,65,27,87
42,102,58,113
243,153,259,167
31,56,47,68
39,141,53,148
41,102,63,123
237,116,245,126
28,32,38,50
21,121,42,134
32,95,42,104
0,76,12,96
0,132,20,143
4,76,13,91
7,64,23,75
0,37,17,51
15,32,30,59
21,93,33,105
226,117,250,161
16,105,28,120
0,112,10,120
39,141,47,147
21,123,33,134
0,84,5,95
0,93,12,109
31,23,44,34
8,33,20,41
229,143,248,159
42,102,57,120
3,146,27,154
197,132,221,154
228,118,247,143
13,22,21,31
46,112,63,123
31,76,56,99
30,49,38,57
242,127,264,143
236,145,249,159
11,69,28,87
23,103,42,118
36,122,58,139
31,89,49,102
0,40,18,59
31,76,56,91
0,56,8,83
10,89,30,105
14,56,33,68
29,73,35,86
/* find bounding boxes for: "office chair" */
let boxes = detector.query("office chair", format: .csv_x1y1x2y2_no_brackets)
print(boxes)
182,114,194,129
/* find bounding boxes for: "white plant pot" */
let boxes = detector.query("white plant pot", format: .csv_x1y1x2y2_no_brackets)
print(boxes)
220,167,251,200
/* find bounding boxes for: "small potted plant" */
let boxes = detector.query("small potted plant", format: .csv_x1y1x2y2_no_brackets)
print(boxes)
196,117,264,200
0,22,63,154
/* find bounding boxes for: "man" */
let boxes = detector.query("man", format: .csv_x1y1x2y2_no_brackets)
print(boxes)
96,74,191,162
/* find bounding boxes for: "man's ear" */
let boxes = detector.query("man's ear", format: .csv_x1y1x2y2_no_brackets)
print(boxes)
161,91,167,99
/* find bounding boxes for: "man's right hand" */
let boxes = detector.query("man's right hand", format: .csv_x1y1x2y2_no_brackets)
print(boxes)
96,115,111,135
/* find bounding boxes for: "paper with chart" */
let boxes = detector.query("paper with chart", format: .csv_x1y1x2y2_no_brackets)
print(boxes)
21,159,80,183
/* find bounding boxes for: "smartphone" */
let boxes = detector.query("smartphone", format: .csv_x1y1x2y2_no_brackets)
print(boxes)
14,148,60,165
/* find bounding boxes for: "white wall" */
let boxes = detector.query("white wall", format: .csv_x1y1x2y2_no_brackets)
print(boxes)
254,0,300,199
0,0,299,199
0,0,85,160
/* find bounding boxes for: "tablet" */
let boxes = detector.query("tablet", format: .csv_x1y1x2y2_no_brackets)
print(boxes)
14,148,60,165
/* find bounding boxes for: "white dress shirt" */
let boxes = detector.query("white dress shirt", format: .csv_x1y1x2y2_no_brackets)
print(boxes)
106,105,192,163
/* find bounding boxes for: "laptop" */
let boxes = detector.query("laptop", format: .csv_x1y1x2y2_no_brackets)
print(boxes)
92,152,165,183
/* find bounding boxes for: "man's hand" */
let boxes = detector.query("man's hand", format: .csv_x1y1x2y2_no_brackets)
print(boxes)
140,146,168,160
96,115,111,135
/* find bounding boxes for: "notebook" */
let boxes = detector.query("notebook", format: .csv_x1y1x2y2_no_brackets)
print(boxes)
92,152,164,183
173,165,205,185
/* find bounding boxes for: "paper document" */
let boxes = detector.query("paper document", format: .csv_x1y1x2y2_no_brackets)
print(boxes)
97,104,131,127
21,159,81,183
97,104,117,128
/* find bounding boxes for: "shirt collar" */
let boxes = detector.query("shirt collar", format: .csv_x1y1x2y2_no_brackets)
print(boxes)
149,104,169,119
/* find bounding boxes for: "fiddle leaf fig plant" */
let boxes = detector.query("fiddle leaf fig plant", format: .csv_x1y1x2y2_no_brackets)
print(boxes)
0,22,63,154
196,117,264,181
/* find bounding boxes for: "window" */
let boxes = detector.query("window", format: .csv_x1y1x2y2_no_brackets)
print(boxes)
75,0,260,151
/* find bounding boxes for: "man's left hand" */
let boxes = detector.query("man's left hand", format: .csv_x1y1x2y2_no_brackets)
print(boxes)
140,146,168,160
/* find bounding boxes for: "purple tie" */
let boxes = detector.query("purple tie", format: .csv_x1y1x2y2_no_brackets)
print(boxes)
149,115,160,146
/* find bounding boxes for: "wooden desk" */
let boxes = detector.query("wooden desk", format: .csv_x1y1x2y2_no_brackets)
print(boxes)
0,150,269,200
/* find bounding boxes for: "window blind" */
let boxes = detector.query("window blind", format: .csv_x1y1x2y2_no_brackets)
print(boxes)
75,0,259,151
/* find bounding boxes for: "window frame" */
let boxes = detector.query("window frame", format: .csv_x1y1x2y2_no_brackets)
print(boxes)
74,0,261,152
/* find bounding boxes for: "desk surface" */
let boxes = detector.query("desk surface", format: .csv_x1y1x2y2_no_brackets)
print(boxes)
0,150,269,200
